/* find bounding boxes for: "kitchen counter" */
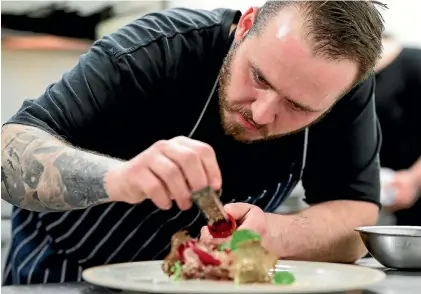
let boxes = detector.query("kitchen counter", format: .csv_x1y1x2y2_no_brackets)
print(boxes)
2,258,420,294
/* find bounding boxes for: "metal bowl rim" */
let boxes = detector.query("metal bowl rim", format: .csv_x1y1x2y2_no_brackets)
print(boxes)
355,226,421,237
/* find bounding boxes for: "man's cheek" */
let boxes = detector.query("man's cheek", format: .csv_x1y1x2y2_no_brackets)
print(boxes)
228,73,253,98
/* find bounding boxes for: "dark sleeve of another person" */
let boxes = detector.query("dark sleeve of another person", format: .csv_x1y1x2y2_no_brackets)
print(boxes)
301,76,382,208
404,48,421,121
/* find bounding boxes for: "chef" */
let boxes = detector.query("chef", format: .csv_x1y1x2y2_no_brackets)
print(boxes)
374,33,421,224
1,1,385,285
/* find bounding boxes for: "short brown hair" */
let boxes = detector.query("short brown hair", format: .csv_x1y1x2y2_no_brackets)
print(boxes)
249,1,387,82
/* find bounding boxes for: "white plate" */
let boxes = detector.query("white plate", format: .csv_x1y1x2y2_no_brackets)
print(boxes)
82,260,385,293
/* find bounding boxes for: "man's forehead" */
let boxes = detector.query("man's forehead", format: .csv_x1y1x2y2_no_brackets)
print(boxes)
262,5,307,44
246,16,357,110
253,6,313,64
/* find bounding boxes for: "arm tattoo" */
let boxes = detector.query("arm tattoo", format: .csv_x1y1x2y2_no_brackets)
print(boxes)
1,124,123,212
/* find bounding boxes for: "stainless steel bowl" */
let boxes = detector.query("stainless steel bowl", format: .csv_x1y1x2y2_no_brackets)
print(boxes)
355,226,421,270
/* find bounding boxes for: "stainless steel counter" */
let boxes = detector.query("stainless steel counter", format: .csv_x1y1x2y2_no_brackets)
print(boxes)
2,258,420,294
355,258,421,294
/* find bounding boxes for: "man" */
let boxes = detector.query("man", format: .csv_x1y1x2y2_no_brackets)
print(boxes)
374,34,421,224
1,1,385,285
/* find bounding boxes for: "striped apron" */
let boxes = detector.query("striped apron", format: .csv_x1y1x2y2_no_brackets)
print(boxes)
3,75,309,285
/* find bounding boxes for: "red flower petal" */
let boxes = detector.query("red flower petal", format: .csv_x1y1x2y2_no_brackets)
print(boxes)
208,214,237,238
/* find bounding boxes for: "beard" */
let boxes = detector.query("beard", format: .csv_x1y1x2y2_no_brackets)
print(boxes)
218,40,308,143
218,40,266,143
217,40,332,143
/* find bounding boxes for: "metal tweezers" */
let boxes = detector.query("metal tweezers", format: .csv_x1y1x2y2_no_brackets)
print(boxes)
191,186,228,225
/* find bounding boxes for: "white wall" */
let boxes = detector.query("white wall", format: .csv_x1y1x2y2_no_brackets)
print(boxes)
381,0,421,47
1,49,82,124
171,0,421,47
171,0,264,13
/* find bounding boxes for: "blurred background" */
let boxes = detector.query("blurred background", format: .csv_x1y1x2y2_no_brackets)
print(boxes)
1,0,421,270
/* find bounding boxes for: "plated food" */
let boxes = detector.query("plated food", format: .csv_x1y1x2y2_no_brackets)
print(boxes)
82,226,385,293
162,229,295,285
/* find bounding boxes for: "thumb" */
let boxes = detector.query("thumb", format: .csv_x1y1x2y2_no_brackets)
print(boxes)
225,203,266,237
224,202,253,220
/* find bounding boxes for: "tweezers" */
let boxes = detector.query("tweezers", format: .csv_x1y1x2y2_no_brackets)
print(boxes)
191,186,237,238
191,186,228,225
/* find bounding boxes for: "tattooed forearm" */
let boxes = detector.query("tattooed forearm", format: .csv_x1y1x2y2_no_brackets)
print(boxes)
1,124,123,212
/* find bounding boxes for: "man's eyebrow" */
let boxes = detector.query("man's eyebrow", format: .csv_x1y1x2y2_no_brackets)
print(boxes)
250,61,322,113
284,97,321,113
250,61,278,91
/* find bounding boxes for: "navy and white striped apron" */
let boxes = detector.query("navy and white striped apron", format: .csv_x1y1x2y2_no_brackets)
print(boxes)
2,74,309,285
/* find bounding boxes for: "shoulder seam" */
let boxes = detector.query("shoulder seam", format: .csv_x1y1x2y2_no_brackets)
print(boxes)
97,8,237,60
116,23,223,60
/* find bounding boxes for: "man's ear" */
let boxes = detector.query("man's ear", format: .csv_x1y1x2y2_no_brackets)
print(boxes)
234,7,260,41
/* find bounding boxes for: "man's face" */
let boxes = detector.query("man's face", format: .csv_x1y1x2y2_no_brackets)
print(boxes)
218,6,358,142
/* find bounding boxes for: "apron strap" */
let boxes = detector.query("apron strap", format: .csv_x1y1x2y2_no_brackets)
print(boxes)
188,74,219,138
298,127,309,179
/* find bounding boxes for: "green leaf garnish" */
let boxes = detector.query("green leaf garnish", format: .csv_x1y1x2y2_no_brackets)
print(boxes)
170,261,182,281
230,229,262,251
272,271,295,285
217,241,231,251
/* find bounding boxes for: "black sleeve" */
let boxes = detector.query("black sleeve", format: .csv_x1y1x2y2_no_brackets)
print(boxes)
3,8,239,147
2,14,171,145
301,76,382,208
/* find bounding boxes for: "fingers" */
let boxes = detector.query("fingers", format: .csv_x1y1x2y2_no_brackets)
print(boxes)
125,136,222,211
200,226,230,245
147,153,191,210
200,226,214,243
159,141,208,192
200,203,268,247
224,203,253,222
172,137,222,191
135,168,173,210
224,203,266,235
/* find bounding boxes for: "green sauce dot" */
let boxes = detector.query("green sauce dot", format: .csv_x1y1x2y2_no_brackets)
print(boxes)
272,271,295,285
170,261,183,281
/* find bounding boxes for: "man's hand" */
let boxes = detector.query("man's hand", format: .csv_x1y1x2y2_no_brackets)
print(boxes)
201,200,378,263
106,136,222,210
200,203,276,251
386,170,420,212
1,124,222,212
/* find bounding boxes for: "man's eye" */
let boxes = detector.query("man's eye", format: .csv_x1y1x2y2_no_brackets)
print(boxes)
252,69,266,85
289,101,305,112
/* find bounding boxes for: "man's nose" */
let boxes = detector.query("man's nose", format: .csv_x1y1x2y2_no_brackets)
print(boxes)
251,94,278,125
